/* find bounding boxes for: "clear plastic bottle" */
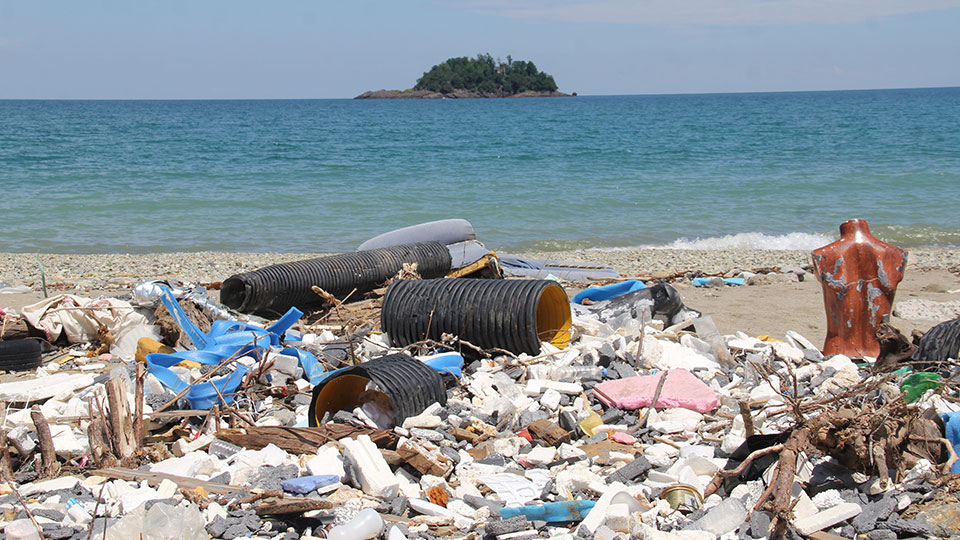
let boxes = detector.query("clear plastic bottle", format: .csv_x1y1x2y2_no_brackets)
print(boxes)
527,364,604,382
327,508,384,540
684,496,747,536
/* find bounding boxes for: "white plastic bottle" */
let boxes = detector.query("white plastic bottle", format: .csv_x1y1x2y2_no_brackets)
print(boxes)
327,508,384,540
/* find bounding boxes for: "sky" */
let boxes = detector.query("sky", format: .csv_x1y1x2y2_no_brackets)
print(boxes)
1,0,959,99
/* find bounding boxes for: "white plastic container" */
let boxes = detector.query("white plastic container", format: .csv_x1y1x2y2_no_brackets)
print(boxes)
327,508,384,540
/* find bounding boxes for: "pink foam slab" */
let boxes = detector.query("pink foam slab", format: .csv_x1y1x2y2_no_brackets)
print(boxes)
593,369,719,413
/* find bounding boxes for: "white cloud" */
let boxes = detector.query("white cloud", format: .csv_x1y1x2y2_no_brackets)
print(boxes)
453,0,960,25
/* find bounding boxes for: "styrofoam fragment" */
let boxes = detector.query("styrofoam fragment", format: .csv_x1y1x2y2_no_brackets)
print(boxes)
156,479,178,499
402,413,442,430
604,503,631,532
173,433,214,457
792,502,861,536
50,425,87,458
792,482,818,520
540,388,562,411
580,481,630,534
20,476,80,497
524,380,582,396
524,446,557,465
340,434,399,499
478,473,541,506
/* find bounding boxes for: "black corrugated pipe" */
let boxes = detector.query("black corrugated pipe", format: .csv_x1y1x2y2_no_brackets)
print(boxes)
220,242,452,315
381,278,572,355
912,317,960,364
308,353,447,428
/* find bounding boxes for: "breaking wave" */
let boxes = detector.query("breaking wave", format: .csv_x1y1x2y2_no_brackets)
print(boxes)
656,232,835,251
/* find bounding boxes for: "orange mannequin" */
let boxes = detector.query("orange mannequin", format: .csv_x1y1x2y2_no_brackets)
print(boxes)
811,219,908,358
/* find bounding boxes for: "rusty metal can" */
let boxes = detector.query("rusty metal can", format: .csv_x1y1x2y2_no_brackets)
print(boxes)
660,484,703,512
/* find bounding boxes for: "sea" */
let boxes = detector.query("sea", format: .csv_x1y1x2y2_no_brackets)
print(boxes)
2,87,959,254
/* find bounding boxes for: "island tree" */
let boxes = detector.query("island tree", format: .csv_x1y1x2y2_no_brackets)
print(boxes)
414,53,559,95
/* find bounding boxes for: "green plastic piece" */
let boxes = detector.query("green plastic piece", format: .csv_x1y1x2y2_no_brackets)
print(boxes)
901,372,942,403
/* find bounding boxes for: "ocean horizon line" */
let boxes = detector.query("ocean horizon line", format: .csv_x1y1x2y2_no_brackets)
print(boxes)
1,84,958,102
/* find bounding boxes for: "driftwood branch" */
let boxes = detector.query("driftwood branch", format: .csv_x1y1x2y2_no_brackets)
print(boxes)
770,428,808,539
134,362,145,450
703,444,784,498
30,405,59,478
105,376,136,463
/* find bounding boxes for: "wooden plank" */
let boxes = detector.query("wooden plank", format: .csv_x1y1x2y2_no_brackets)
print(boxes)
50,410,212,425
89,467,243,494
216,425,397,455
254,497,335,515
527,418,570,446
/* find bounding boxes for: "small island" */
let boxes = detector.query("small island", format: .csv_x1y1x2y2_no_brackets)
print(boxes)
355,53,572,99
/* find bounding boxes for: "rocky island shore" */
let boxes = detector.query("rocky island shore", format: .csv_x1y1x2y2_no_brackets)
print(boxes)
355,88,572,99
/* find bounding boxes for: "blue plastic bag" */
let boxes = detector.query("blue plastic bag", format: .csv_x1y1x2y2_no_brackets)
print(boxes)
573,280,646,305
943,411,960,474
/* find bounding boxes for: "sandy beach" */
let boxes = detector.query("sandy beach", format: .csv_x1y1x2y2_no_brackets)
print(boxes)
2,248,958,348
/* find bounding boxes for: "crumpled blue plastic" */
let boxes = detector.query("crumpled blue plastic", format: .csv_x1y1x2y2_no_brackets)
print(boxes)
572,280,646,305
942,411,960,474
422,351,464,378
145,286,317,409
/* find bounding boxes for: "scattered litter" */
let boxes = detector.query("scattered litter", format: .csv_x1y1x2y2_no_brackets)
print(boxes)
0,218,958,540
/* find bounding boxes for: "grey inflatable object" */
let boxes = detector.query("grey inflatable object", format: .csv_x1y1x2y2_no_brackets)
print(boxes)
357,219,476,251
498,254,621,281
574,283,701,326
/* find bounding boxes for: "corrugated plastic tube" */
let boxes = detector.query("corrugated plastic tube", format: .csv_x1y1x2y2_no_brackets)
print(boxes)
220,242,452,315
308,353,447,427
381,278,572,355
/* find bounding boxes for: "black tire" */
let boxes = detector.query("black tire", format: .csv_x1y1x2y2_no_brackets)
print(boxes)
0,339,43,372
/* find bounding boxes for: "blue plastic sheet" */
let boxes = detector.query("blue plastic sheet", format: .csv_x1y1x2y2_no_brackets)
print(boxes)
943,411,960,474
572,280,646,305
145,286,316,409
691,277,745,287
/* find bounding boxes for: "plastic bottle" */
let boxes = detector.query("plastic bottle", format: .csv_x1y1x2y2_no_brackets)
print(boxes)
141,503,206,540
327,508,384,540
65,497,92,525
527,365,604,382
683,496,747,536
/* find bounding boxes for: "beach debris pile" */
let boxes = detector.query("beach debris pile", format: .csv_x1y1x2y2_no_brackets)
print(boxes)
1,224,959,540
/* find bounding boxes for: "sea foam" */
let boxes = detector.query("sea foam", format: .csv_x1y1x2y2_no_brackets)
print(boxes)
656,232,834,251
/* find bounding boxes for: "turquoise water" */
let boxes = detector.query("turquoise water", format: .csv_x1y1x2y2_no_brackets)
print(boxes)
2,87,959,253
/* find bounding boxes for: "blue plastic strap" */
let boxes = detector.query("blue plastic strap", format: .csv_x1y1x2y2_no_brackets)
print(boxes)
148,288,309,408
146,350,256,408
158,287,210,349
281,347,325,385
